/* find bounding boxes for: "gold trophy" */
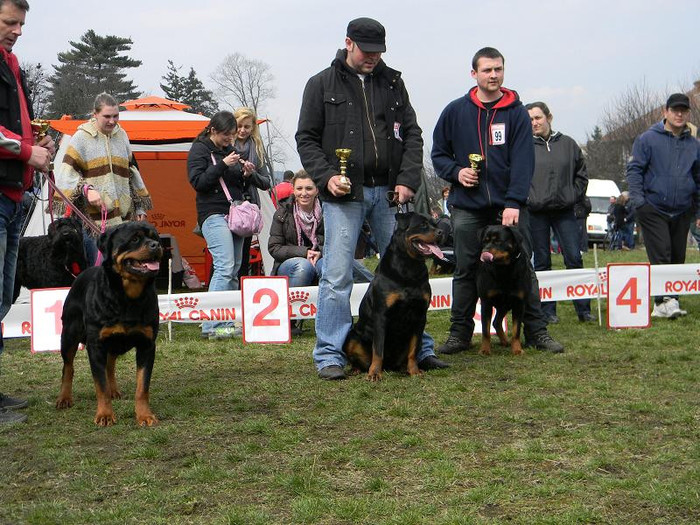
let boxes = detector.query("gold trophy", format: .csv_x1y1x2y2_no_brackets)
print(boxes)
335,148,352,192
468,153,484,186
31,119,51,139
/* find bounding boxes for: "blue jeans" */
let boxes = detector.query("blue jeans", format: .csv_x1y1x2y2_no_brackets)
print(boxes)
0,195,22,355
312,186,435,370
278,257,373,288
530,209,591,318
202,214,244,334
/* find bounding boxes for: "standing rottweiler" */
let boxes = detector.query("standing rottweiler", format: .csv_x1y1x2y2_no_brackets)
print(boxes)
344,212,444,381
476,225,532,356
55,222,163,426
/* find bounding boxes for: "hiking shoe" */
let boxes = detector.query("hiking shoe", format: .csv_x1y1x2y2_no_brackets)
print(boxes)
318,365,346,380
0,393,28,410
578,313,596,323
651,298,682,319
418,355,450,370
546,314,560,325
0,407,27,425
207,326,241,340
526,332,564,353
437,335,470,355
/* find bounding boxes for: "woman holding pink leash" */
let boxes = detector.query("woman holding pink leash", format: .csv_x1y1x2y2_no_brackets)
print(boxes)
52,92,152,264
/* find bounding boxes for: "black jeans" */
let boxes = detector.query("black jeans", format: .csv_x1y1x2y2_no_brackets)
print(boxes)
635,204,693,305
449,207,548,343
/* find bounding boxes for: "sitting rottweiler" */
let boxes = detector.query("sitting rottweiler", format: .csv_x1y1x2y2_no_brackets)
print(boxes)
56,222,163,426
13,216,87,302
344,212,444,381
476,225,532,356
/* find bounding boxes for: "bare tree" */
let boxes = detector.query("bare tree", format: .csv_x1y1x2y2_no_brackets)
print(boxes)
210,52,281,174
21,62,50,117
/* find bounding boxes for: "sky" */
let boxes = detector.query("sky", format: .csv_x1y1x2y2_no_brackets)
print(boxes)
17,0,700,174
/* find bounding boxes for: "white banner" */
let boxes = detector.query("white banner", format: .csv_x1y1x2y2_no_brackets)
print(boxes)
6,263,700,339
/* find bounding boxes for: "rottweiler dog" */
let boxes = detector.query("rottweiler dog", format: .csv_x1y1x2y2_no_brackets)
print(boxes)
344,212,444,381
13,216,87,302
56,222,163,426
476,225,532,356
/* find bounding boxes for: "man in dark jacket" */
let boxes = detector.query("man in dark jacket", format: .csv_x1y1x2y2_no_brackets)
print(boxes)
626,93,700,319
0,0,54,425
431,47,564,354
525,101,593,324
296,17,447,380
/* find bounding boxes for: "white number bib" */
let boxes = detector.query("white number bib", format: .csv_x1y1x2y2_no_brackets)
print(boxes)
491,123,505,145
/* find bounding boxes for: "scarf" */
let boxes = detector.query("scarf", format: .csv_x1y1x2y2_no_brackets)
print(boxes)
293,198,322,249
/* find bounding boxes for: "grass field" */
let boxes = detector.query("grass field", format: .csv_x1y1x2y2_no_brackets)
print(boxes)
1,246,699,524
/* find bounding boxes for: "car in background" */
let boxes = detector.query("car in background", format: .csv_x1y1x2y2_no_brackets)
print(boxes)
586,179,621,244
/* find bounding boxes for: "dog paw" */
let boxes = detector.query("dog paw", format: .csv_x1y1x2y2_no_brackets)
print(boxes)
137,413,159,427
479,345,492,356
55,396,73,409
110,389,122,400
94,411,116,426
366,372,383,382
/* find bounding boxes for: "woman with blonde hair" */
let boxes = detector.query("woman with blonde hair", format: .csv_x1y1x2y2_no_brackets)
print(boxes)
233,107,271,277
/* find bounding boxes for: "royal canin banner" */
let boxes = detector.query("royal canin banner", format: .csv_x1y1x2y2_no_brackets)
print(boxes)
6,263,700,339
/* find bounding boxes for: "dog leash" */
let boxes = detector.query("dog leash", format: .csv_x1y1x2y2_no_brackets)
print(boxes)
42,171,102,236
385,190,414,214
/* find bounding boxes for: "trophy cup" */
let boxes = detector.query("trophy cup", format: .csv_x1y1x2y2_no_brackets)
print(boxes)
335,148,352,192
31,119,50,139
468,153,484,186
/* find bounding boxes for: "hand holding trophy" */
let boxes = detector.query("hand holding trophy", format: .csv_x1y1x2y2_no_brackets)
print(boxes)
468,153,484,187
335,148,352,194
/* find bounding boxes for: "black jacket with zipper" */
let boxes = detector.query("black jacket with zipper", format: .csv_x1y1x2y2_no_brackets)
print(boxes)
187,137,245,226
527,131,588,213
296,49,423,203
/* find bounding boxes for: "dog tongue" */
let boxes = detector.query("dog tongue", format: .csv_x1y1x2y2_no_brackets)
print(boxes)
417,242,445,260
144,261,160,271
480,251,494,263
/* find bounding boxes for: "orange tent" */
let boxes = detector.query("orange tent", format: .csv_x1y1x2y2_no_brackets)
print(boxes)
49,97,212,282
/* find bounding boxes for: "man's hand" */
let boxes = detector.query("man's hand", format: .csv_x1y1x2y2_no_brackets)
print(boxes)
328,174,351,197
394,184,414,204
457,167,479,188
501,208,520,226
37,135,55,156
27,146,51,172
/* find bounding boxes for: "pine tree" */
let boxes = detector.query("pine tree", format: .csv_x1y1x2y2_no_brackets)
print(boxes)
160,60,218,116
47,30,142,118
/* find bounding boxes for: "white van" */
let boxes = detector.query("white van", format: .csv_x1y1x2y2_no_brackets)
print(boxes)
586,179,621,244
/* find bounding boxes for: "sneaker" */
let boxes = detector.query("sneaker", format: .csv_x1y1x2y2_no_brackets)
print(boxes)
651,298,682,319
667,298,687,316
546,314,560,325
318,365,346,380
526,332,565,353
578,313,596,323
208,326,241,340
437,335,470,355
0,407,27,425
0,393,28,410
418,355,450,370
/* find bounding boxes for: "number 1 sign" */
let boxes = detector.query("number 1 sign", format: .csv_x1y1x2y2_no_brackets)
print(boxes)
607,263,650,329
240,276,291,344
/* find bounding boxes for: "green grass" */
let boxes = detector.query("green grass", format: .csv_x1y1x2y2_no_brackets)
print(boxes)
1,245,699,524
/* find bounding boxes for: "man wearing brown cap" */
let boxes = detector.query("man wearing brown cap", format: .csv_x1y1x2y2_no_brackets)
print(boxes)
626,93,700,319
296,17,448,379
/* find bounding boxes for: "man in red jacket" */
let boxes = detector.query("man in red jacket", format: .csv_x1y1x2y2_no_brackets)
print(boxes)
0,0,54,425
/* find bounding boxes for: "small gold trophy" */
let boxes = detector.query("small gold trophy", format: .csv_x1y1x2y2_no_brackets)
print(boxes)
335,148,352,192
468,153,484,186
31,119,51,139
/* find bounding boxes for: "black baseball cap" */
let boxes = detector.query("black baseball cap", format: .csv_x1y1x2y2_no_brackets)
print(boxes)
346,17,386,53
666,93,690,109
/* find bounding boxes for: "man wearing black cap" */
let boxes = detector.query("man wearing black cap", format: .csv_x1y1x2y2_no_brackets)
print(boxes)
626,93,700,319
296,17,448,380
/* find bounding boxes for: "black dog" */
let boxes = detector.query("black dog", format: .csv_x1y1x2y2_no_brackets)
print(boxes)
14,216,87,302
56,222,163,426
344,212,444,381
476,225,532,356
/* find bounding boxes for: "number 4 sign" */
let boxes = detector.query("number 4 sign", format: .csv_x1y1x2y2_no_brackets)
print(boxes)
240,276,291,344
607,263,650,329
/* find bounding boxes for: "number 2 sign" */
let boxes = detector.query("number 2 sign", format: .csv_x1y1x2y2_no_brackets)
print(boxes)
607,263,650,329
240,276,291,344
